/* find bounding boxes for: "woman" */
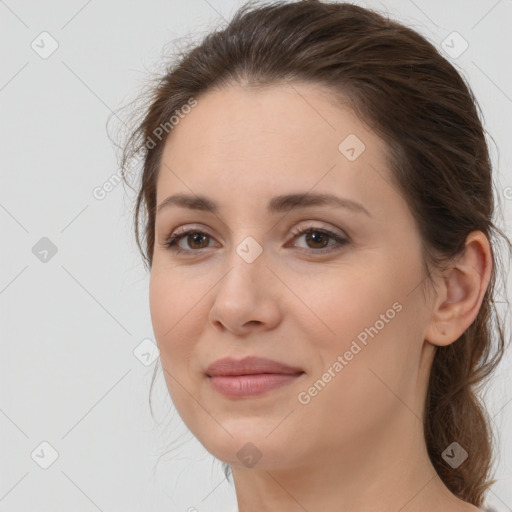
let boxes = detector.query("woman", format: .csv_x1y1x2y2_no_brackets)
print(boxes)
116,1,510,510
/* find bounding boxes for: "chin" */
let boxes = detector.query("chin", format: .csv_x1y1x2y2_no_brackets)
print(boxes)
194,427,293,470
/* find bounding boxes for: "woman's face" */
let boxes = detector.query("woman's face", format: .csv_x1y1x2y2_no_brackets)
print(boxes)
149,82,435,469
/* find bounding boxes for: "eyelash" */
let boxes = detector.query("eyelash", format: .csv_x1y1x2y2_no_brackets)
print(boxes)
163,225,349,255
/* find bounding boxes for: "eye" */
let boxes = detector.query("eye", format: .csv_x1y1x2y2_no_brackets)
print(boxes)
162,224,349,255
163,227,216,254
287,225,348,253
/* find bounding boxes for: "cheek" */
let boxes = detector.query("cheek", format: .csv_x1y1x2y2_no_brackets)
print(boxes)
297,261,420,401
149,271,210,425
148,269,204,373
296,304,419,450
149,263,207,334
296,264,398,354
149,268,228,442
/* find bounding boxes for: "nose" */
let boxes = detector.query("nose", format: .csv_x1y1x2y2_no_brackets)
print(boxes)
208,250,283,336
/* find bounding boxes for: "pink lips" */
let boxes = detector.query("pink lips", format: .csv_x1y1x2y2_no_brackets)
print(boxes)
206,356,305,398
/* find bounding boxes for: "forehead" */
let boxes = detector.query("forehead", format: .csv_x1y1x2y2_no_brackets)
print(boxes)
156,82,395,215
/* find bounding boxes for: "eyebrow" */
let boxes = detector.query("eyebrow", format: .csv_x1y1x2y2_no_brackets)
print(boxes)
156,192,371,217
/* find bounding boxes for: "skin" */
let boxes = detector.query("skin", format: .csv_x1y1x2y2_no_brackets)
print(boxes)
149,81,491,512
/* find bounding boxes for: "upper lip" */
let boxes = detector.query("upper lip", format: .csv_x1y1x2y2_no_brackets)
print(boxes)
206,356,304,377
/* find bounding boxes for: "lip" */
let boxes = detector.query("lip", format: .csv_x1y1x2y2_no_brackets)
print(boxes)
206,356,305,398
206,356,304,376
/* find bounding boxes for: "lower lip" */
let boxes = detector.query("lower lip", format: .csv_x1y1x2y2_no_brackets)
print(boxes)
208,373,304,397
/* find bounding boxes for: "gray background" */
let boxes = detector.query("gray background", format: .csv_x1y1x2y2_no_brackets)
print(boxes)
1,1,511,511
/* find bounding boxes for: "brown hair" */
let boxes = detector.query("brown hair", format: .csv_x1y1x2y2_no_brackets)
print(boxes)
113,0,511,506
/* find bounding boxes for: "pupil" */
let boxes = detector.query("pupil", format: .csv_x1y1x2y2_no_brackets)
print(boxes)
190,233,207,248
307,231,327,248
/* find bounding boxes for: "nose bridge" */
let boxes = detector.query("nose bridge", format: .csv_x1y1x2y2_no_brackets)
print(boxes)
212,197,285,281
209,233,281,332
219,233,268,298
235,234,265,266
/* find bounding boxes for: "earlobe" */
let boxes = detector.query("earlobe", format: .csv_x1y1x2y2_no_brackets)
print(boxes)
425,231,492,347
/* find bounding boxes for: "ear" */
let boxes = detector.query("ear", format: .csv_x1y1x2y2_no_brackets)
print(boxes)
425,231,493,347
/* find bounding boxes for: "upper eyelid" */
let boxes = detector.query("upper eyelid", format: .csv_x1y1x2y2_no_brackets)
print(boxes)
168,221,346,240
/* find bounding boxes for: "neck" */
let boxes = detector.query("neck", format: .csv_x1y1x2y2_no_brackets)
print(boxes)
231,408,468,512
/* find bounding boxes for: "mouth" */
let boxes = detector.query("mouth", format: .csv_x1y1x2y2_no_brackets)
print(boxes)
205,356,305,398
206,355,304,376
207,373,305,397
